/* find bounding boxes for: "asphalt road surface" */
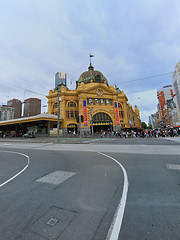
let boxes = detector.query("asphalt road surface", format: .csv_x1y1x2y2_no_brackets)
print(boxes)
0,137,180,240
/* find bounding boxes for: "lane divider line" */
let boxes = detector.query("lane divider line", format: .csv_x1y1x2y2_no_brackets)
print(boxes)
0,151,30,188
98,152,129,240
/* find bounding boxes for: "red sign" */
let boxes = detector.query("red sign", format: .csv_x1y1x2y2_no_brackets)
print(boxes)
83,101,88,126
115,102,120,125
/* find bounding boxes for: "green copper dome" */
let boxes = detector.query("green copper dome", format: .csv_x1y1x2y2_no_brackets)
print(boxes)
76,64,109,88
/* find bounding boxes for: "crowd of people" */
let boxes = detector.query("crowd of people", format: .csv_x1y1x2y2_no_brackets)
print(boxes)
98,128,180,138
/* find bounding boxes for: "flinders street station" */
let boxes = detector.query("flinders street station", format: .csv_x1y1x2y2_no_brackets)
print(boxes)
47,63,141,135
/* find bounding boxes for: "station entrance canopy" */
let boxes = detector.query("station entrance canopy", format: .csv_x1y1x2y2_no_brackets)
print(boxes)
0,113,60,137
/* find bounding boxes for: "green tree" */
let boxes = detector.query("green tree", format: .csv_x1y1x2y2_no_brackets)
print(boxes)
141,122,147,129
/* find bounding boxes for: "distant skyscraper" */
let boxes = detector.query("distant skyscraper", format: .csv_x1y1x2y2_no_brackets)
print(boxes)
55,72,67,88
173,61,180,123
7,98,22,119
23,98,41,117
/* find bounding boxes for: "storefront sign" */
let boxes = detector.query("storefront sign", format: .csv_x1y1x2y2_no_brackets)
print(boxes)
83,100,88,126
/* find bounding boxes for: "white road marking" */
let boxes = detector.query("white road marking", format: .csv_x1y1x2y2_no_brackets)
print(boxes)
166,164,180,170
98,152,128,240
83,139,99,143
36,170,76,185
0,151,30,188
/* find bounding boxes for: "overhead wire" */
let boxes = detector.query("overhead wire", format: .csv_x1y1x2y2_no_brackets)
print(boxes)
0,66,174,99
0,67,47,97
119,72,173,85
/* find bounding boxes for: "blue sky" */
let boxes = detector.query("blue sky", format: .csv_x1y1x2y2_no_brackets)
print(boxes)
0,0,180,123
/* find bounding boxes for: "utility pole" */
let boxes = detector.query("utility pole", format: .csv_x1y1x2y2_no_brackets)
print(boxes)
57,90,61,142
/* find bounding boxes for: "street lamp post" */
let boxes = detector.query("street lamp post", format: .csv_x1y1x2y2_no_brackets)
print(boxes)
79,113,81,138
90,100,94,137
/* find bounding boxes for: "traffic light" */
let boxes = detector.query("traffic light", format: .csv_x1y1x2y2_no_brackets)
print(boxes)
81,115,84,122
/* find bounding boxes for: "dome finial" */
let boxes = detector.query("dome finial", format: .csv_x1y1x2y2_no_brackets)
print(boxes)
88,62,94,71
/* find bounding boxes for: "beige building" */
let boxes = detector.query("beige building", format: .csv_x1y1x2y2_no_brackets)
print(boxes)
173,61,180,124
47,64,141,135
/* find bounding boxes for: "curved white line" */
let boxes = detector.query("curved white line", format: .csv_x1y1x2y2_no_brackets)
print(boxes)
0,151,30,188
98,152,129,240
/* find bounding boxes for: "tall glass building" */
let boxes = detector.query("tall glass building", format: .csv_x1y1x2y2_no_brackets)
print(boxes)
55,72,67,88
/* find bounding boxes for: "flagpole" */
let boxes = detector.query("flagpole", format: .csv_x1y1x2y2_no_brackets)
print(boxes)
89,54,91,65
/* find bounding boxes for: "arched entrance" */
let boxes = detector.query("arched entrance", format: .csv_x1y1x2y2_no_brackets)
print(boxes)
67,123,77,134
92,112,113,133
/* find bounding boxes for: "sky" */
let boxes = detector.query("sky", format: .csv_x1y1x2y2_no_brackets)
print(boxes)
0,0,180,123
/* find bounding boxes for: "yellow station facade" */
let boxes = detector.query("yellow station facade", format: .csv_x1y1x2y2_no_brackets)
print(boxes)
47,64,141,135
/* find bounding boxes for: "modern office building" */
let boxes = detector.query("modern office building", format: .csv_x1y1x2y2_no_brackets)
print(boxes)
55,72,67,88
7,98,22,119
148,114,156,129
173,61,180,123
47,63,141,135
0,105,15,121
23,98,41,117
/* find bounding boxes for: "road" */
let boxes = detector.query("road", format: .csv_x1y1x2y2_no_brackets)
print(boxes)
0,137,180,240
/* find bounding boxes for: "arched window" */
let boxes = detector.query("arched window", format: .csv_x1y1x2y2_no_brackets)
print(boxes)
118,103,123,118
54,103,58,108
118,103,122,108
66,101,77,119
68,101,76,107
93,112,112,123
95,74,101,82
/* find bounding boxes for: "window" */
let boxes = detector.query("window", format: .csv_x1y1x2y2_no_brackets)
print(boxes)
93,112,112,123
100,99,104,104
106,99,109,104
70,111,74,118
119,111,124,118
95,75,101,82
95,99,99,104
68,102,76,107
54,103,58,108
118,103,122,108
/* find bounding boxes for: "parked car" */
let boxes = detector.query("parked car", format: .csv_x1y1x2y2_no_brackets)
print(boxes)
22,133,35,138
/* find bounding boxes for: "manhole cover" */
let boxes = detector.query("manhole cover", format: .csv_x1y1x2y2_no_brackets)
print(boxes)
24,206,77,239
